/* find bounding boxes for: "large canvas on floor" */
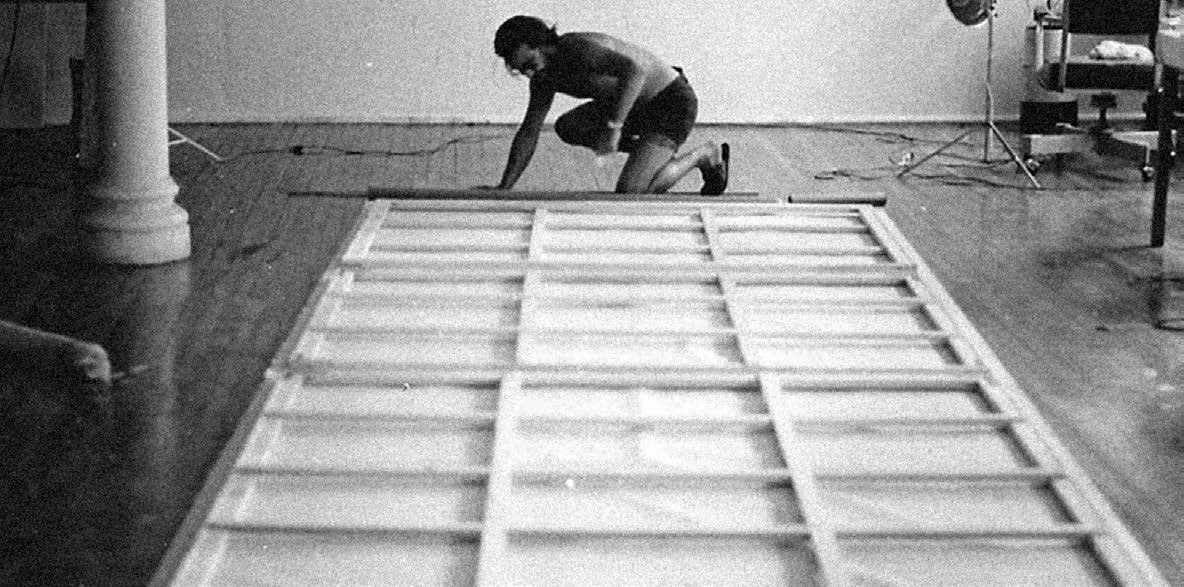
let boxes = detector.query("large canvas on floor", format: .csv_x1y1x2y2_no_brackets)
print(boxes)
154,199,1165,586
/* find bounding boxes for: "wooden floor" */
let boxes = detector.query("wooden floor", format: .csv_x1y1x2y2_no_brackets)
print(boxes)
1,122,1183,584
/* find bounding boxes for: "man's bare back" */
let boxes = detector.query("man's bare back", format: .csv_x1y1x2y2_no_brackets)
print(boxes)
539,33,679,106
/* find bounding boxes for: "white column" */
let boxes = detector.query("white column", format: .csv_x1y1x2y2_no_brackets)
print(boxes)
81,0,189,265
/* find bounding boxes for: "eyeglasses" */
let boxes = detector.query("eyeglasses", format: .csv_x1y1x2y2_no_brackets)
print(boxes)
504,61,537,78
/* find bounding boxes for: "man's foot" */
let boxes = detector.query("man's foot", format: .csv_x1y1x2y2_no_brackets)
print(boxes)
700,142,729,196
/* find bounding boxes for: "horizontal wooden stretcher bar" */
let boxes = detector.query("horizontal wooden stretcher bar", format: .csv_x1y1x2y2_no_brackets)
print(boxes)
288,187,887,206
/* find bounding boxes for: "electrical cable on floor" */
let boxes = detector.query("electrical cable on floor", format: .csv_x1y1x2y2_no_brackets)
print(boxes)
156,122,1176,192
212,132,512,163
3,131,516,189
777,122,1038,186
784,122,1154,191
773,122,969,146
818,161,1137,190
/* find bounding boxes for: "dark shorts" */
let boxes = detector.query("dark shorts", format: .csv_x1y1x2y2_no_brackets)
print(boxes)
621,69,698,151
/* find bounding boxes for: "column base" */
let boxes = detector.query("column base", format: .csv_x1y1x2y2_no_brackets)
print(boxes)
82,221,191,265
81,183,192,265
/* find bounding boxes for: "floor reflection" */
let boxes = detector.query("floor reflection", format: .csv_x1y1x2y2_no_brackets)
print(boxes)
0,260,191,585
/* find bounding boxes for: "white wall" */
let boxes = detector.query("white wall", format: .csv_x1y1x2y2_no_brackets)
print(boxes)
164,1,1041,124
0,1,1139,126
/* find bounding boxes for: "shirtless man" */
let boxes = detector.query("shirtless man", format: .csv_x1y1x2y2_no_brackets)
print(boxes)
491,15,729,195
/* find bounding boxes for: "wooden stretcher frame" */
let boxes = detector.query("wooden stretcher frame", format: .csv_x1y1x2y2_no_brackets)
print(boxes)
153,197,1166,586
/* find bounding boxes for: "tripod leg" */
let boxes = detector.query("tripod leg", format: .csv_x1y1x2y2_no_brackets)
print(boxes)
988,122,1042,189
168,127,225,162
896,129,976,177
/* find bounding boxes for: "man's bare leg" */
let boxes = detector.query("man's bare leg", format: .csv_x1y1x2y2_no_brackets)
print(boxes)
646,141,727,194
615,141,677,193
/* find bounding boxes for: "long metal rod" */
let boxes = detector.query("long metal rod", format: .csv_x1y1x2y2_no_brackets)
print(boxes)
364,187,769,202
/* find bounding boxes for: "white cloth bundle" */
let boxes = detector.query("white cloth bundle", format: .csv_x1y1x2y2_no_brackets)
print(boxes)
1088,40,1154,63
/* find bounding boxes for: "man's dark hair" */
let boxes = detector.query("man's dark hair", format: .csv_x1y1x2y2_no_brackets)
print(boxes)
494,16,559,57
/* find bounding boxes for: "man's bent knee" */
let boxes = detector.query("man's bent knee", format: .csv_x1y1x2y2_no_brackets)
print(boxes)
554,115,589,147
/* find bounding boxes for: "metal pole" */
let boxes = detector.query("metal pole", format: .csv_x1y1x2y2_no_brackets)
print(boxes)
984,4,996,160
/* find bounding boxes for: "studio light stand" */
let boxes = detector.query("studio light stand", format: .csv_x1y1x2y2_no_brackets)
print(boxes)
898,0,1042,188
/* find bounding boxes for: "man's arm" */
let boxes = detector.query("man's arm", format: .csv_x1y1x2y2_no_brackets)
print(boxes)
597,59,644,155
606,57,646,129
577,35,658,154
497,81,554,189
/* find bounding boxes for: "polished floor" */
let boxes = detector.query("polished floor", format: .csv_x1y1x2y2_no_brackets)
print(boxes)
1,122,1183,584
